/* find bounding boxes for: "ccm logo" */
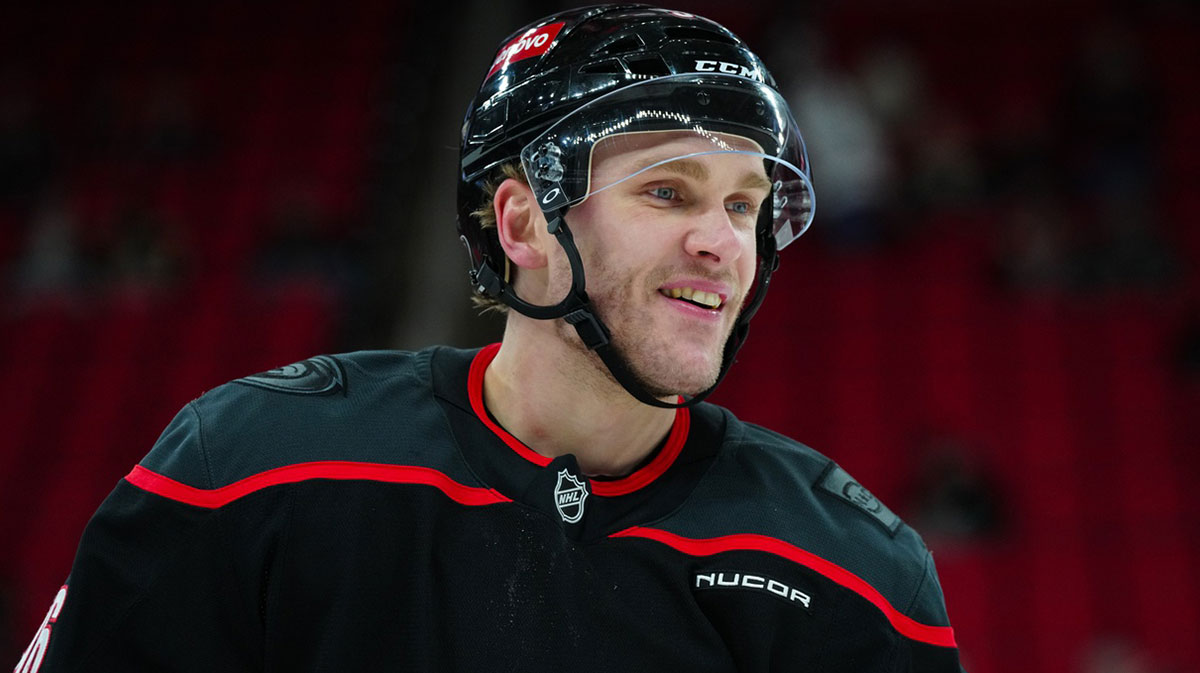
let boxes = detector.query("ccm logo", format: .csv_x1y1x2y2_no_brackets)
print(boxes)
694,59,758,78
695,571,812,609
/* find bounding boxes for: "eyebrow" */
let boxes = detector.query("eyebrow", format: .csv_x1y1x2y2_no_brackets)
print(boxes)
639,157,773,194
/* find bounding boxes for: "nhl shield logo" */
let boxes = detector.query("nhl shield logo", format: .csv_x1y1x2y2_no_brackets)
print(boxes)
553,469,589,524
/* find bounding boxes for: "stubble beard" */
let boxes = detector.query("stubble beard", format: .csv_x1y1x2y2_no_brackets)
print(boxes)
551,251,738,400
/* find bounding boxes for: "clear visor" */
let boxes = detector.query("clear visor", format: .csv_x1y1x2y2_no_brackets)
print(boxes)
520,73,815,249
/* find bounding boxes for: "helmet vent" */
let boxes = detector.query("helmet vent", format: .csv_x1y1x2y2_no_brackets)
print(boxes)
624,54,670,77
580,59,627,75
593,35,645,56
663,26,737,46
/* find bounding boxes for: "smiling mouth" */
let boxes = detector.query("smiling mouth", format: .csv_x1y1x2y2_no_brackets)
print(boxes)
658,287,723,309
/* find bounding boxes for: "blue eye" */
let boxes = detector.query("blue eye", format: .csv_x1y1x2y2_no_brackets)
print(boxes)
651,186,677,201
728,201,752,215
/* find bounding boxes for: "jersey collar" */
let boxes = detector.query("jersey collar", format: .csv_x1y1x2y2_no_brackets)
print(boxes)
467,342,690,497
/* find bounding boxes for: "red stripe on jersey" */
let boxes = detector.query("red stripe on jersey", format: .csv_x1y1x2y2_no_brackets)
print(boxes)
610,526,958,649
125,462,512,509
467,343,690,497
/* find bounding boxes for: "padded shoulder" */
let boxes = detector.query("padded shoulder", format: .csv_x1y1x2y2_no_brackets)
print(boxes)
663,406,948,627
139,348,472,490
734,420,907,538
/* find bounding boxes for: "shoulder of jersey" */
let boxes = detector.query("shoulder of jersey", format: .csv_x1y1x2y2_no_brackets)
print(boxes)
717,414,909,534
139,348,451,490
677,406,933,591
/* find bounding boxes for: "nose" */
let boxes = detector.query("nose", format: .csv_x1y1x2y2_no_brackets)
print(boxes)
682,201,746,265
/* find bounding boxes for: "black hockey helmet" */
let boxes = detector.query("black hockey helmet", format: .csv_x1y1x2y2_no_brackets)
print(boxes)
457,4,815,408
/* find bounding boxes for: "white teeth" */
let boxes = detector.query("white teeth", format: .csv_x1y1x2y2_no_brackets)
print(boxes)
660,287,722,308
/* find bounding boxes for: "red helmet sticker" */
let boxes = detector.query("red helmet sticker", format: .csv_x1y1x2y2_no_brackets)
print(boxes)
487,21,565,80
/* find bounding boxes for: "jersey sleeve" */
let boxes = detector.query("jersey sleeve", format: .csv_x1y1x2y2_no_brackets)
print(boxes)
898,551,967,672
25,402,285,673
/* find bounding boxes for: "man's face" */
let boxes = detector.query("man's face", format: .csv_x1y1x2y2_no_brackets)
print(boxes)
549,131,770,397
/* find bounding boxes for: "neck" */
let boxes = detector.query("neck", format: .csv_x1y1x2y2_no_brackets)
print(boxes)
483,316,676,477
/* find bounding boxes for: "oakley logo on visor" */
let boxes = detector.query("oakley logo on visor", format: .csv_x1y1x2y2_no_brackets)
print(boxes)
541,188,562,205
488,22,565,79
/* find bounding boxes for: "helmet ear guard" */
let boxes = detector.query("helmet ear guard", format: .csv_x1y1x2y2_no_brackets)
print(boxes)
457,5,814,408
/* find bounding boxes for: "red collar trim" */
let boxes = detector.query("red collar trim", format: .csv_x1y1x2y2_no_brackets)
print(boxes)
467,343,690,497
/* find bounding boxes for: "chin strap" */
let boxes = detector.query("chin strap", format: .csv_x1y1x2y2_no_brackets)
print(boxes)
470,204,780,409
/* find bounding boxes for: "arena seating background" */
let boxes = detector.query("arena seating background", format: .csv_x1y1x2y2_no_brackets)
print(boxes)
2,2,1197,671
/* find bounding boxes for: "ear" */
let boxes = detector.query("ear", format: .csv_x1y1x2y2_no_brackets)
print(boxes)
494,178,551,270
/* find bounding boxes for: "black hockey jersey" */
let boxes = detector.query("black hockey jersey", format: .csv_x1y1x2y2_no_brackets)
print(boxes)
20,345,963,672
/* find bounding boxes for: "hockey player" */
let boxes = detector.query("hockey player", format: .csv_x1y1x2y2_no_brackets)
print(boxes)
17,5,963,671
